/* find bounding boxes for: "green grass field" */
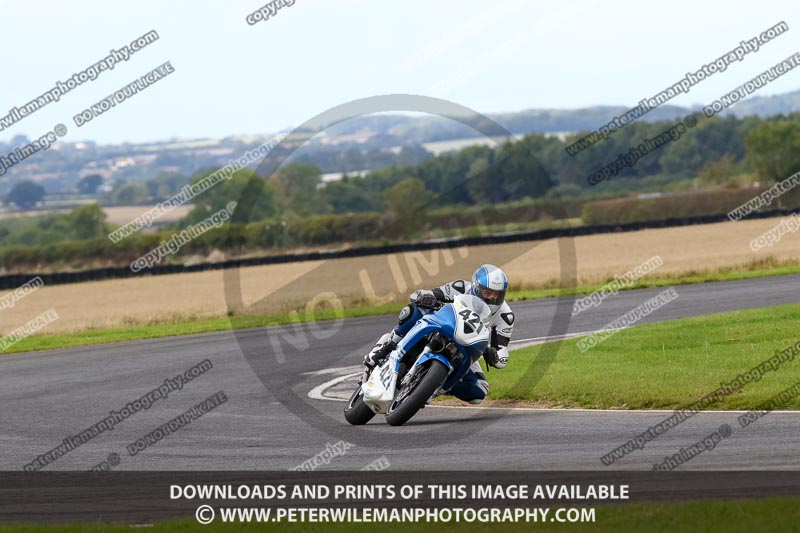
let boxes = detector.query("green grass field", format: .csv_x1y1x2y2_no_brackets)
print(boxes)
1,498,798,532
489,302,800,410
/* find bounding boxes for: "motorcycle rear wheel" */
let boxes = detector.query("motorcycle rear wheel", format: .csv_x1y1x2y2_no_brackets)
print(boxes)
385,360,448,426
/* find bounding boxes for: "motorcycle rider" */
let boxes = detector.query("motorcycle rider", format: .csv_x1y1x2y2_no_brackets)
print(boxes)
362,264,515,405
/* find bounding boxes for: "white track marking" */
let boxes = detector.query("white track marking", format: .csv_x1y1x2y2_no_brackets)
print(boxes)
301,365,363,377
509,332,597,344
308,372,362,401
508,330,619,350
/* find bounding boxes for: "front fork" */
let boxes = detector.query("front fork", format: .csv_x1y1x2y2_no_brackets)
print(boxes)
400,333,461,387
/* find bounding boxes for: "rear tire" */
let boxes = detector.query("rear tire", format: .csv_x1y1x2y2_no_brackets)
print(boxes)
385,360,449,426
344,385,376,425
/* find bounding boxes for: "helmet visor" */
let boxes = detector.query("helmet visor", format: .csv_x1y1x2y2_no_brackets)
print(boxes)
477,285,505,307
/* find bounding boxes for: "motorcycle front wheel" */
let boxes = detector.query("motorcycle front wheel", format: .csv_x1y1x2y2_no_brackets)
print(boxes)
385,360,449,426
344,385,376,425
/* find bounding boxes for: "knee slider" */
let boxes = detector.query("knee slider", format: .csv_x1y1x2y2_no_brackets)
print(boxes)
476,375,489,398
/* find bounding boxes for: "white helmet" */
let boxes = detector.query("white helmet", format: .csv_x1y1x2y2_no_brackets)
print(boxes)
470,264,508,314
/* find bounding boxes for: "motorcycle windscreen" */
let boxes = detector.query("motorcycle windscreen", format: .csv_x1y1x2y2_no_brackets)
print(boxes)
450,294,491,359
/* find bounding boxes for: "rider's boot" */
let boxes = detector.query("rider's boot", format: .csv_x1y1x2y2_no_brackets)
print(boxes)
362,330,402,381
425,386,447,406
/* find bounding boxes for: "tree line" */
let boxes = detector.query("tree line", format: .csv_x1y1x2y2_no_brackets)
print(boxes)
1,112,798,271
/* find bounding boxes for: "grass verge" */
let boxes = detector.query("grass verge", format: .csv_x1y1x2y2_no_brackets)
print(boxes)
488,301,800,410
0,302,402,355
0,497,798,532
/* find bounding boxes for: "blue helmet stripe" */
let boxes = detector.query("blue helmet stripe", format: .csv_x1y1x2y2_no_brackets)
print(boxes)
477,266,489,287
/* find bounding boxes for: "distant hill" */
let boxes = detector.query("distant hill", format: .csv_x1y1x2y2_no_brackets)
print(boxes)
2,89,799,194
719,88,800,117
318,89,800,144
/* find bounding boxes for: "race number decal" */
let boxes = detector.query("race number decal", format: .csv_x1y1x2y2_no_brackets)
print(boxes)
379,364,392,387
458,309,484,334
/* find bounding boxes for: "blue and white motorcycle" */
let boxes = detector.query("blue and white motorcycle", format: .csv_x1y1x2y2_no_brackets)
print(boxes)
344,293,491,426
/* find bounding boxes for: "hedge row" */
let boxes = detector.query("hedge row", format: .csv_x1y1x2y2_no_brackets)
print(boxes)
427,200,584,229
0,212,389,270
1,198,590,271
581,187,800,225
4,187,792,271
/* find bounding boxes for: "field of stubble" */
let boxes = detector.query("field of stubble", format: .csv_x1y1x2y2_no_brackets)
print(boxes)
1,217,797,335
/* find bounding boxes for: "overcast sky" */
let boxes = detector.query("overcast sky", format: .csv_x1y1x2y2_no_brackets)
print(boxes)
1,0,798,144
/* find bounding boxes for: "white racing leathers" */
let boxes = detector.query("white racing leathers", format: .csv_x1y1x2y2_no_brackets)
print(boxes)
432,279,514,369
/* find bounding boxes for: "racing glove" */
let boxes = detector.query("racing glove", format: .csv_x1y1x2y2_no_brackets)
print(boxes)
483,347,500,368
410,289,440,309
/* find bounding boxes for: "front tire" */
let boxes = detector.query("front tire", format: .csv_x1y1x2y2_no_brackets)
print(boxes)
344,385,376,425
385,360,449,426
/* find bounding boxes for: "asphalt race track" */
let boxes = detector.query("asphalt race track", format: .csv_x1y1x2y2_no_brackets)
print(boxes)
3,275,800,472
